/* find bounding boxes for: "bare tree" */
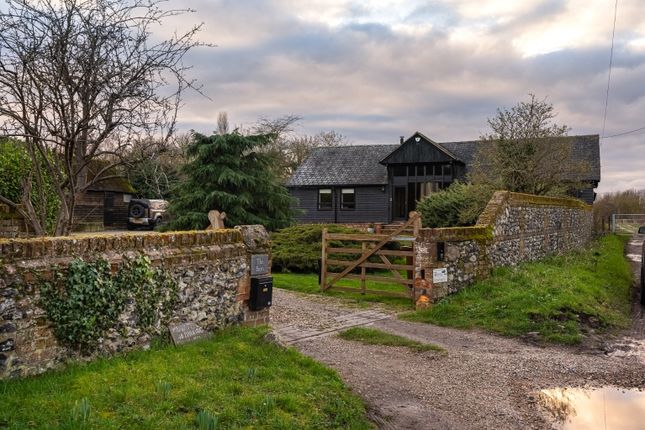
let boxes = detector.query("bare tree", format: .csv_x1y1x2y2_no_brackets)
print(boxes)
0,0,205,235
125,133,191,199
253,116,346,181
470,94,590,196
593,189,645,230
216,112,229,135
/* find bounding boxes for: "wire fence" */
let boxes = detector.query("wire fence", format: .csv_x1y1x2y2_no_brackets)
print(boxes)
610,214,645,235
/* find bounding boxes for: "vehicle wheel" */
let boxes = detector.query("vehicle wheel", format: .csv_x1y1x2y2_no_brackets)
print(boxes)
129,203,145,218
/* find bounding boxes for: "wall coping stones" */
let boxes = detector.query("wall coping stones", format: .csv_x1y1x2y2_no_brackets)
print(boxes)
415,190,593,301
0,229,244,262
476,191,591,226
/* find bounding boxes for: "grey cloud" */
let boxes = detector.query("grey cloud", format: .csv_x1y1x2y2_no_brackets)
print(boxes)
170,0,644,192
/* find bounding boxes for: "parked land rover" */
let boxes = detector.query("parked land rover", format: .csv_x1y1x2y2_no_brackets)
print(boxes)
127,199,168,230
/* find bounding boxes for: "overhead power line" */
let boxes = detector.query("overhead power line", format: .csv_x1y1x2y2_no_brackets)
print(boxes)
603,125,645,139
600,0,618,145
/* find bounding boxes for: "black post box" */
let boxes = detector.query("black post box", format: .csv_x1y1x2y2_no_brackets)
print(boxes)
249,276,273,311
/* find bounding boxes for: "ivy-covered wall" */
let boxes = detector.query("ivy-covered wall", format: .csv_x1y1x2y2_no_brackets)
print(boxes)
415,191,593,300
0,226,271,379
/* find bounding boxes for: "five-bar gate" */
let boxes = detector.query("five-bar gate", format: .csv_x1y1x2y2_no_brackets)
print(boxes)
320,213,421,302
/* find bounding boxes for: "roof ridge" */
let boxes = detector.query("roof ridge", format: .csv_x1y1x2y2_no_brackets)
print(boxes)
441,134,600,145
312,143,399,149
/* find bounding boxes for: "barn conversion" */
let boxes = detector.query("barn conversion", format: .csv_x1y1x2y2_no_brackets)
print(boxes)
287,131,600,224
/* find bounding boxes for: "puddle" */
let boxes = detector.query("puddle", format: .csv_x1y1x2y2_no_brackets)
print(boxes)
538,386,645,429
608,338,645,362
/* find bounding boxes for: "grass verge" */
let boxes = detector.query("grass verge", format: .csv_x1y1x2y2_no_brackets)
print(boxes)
273,272,413,309
339,327,444,353
400,235,633,344
0,326,372,430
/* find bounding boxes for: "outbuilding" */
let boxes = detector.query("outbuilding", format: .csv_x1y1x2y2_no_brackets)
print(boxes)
287,131,600,224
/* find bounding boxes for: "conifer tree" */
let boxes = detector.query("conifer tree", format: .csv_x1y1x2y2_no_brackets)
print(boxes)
165,131,295,231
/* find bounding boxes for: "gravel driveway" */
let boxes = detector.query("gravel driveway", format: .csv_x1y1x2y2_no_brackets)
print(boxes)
270,283,645,430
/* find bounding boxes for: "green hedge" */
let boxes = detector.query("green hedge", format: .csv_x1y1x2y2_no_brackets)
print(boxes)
417,182,494,228
0,139,60,233
271,224,361,273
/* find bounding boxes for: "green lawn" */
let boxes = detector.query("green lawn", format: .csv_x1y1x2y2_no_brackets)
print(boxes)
0,327,372,430
273,272,413,309
338,327,445,353
400,235,633,344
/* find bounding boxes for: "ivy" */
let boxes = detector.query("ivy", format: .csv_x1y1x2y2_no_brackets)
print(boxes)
40,259,126,352
115,255,178,333
0,138,61,233
40,255,178,353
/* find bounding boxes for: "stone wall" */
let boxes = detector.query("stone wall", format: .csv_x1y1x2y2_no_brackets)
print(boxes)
415,192,593,300
0,226,271,379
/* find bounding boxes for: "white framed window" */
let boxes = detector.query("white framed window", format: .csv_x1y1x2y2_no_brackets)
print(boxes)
318,188,332,210
341,188,355,210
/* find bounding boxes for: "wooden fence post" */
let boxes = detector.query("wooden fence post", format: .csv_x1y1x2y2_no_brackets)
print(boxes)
320,228,328,291
360,241,367,294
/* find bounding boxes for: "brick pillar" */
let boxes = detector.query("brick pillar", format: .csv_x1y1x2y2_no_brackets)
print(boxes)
235,225,272,326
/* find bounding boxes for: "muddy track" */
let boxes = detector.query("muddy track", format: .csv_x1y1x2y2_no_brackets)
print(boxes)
626,235,644,338
270,286,645,430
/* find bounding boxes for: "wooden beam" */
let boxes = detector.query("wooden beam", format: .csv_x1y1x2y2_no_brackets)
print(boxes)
379,254,406,280
327,233,415,242
327,247,415,257
326,233,391,241
326,259,414,271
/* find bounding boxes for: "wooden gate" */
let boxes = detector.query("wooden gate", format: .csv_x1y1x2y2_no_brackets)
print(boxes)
320,212,421,302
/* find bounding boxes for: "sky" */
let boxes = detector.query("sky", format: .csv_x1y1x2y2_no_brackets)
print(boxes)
162,0,645,194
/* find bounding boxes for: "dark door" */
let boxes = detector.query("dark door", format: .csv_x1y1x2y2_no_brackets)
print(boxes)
103,192,116,227
407,182,418,213
393,186,406,220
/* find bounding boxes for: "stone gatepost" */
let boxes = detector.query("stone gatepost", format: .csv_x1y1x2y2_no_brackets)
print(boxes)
235,225,272,326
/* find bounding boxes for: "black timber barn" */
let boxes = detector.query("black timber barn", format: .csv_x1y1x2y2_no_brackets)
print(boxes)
286,131,601,224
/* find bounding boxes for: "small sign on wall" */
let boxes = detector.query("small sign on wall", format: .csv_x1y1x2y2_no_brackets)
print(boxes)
169,322,210,345
251,254,270,276
432,267,448,283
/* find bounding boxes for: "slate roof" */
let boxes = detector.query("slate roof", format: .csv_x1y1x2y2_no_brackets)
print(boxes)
441,135,601,181
287,135,600,187
286,144,398,186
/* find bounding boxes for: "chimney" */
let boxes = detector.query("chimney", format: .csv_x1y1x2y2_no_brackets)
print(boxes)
399,136,404,144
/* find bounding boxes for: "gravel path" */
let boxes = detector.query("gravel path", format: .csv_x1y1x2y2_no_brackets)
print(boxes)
270,285,645,430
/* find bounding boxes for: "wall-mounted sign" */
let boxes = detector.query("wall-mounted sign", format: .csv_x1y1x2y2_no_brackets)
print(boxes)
432,267,448,283
251,254,270,276
169,322,210,345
